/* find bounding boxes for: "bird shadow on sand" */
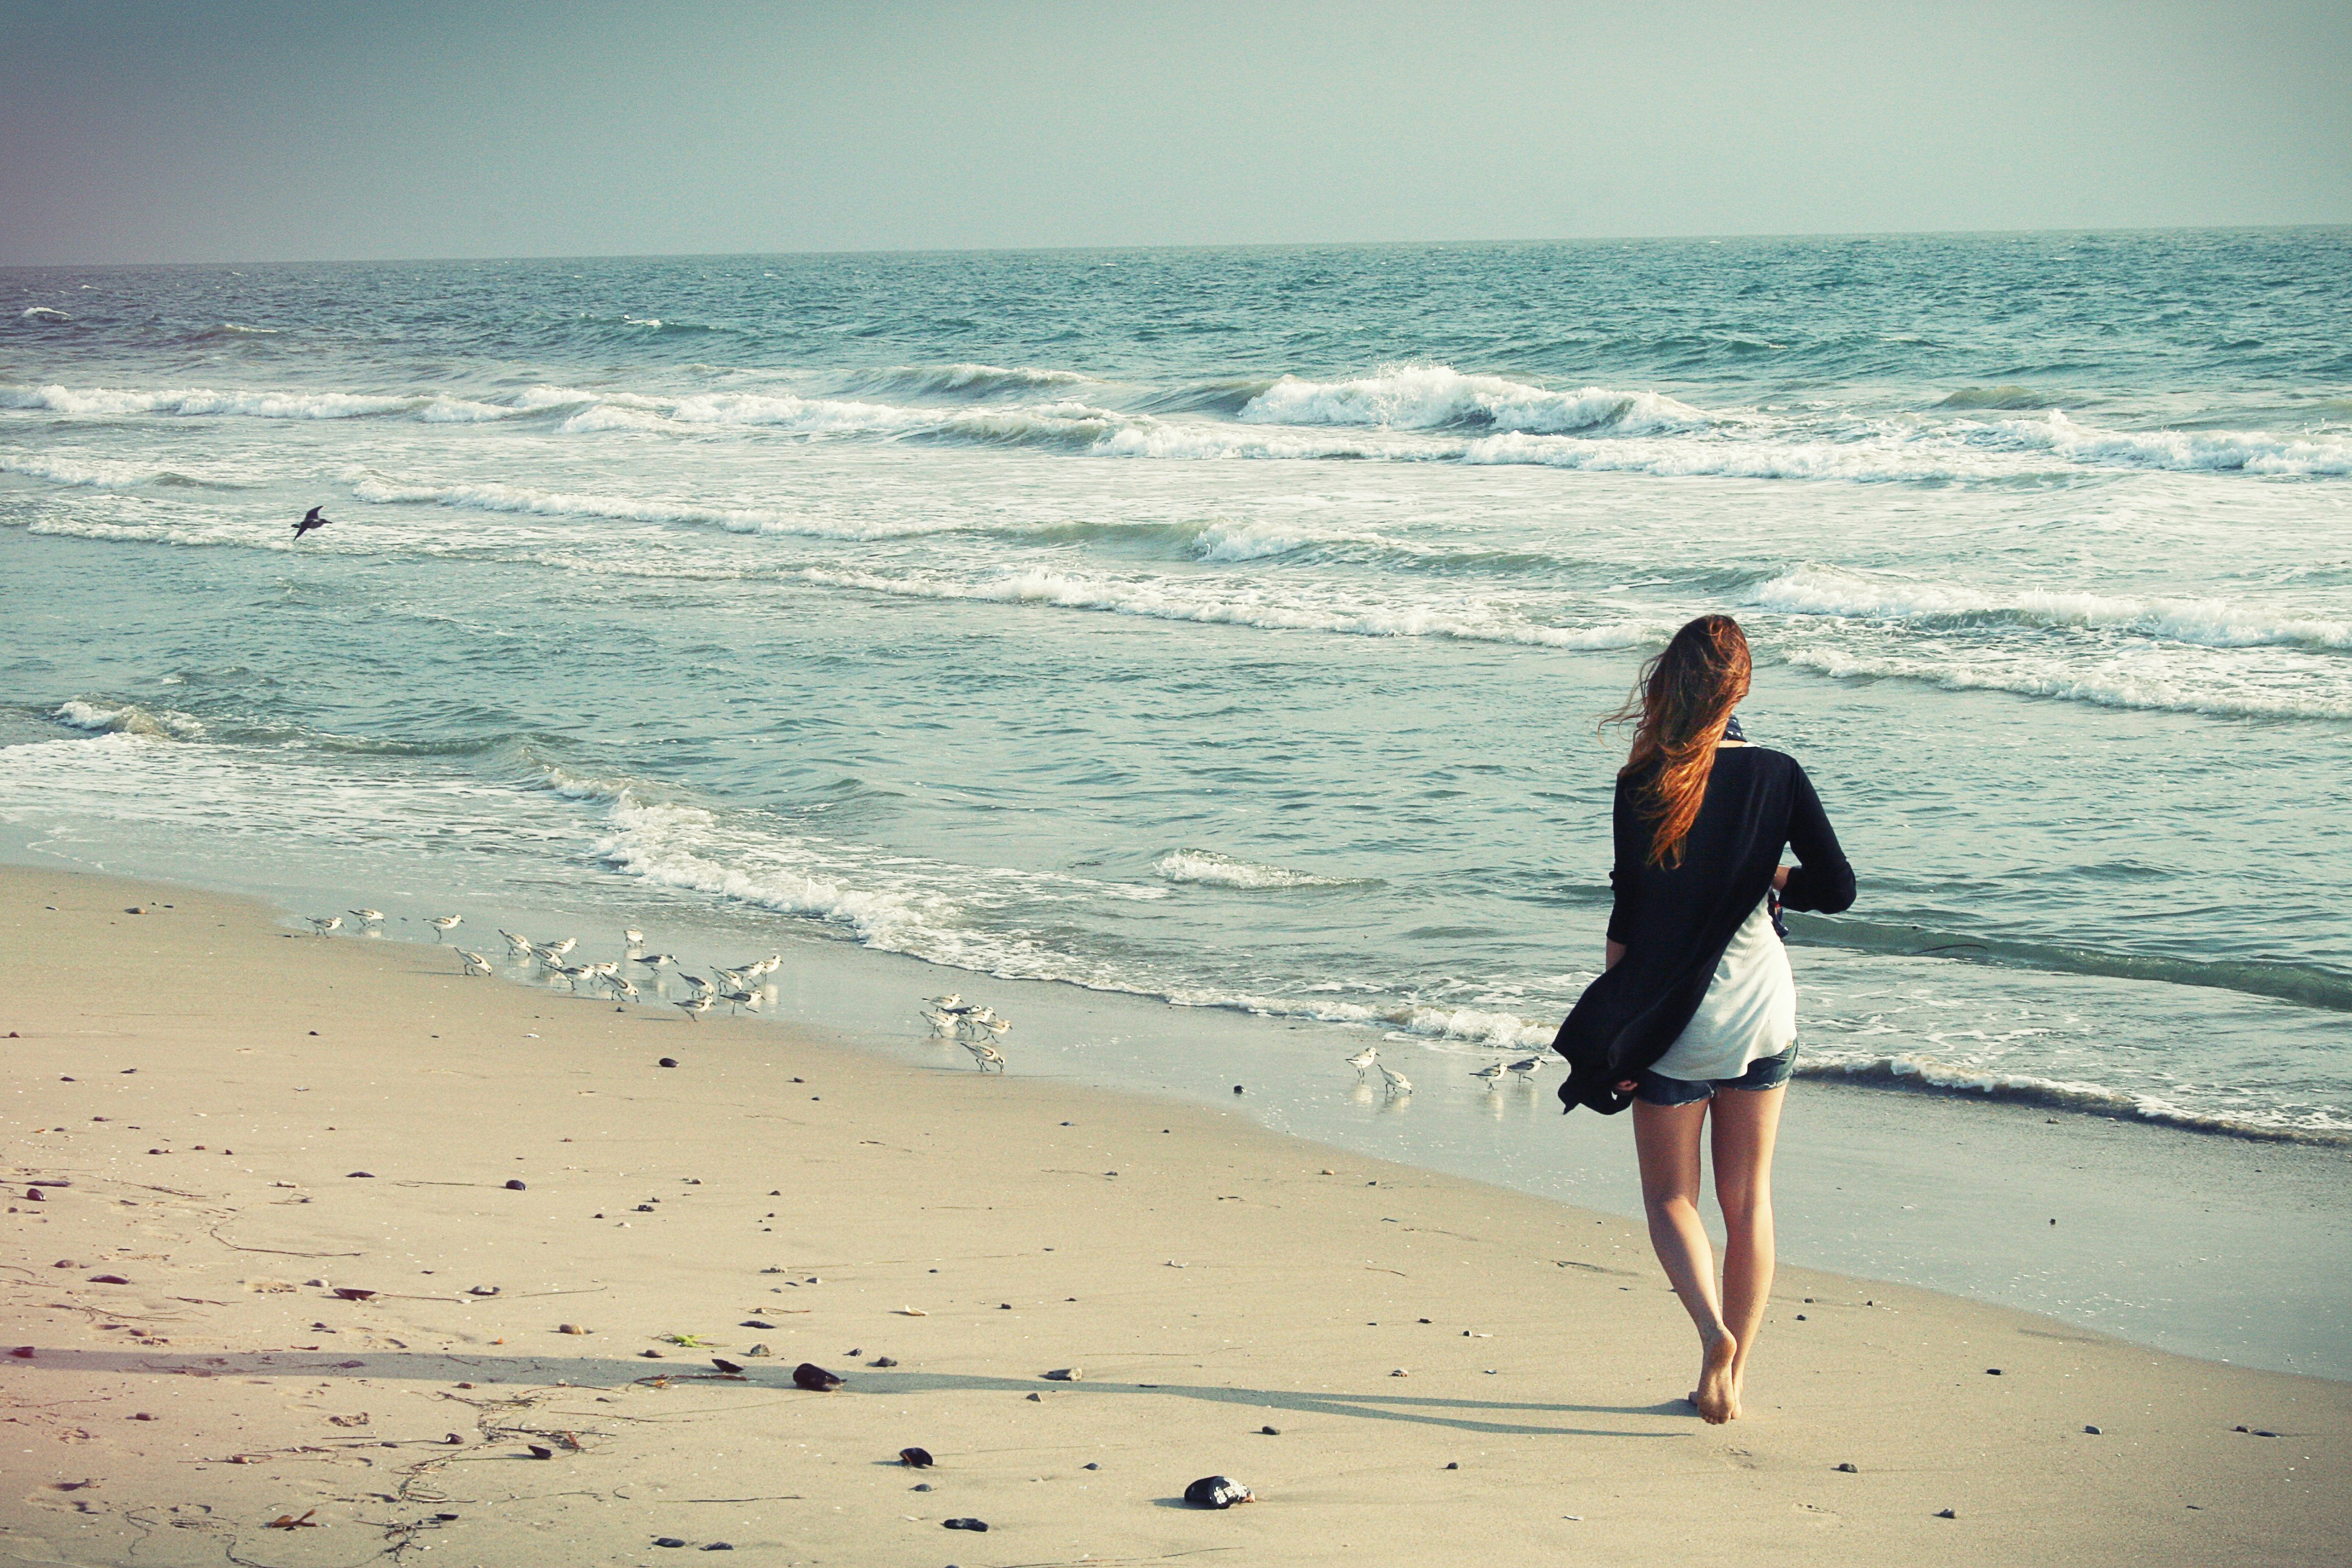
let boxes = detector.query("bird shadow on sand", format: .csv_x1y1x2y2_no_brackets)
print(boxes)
18,1350,1687,1440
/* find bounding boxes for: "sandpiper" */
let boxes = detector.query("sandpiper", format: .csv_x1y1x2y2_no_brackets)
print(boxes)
675,995,713,1022
606,974,641,1002
500,929,535,956
541,936,577,958
1469,1062,1509,1089
622,927,644,949
1345,1046,1379,1079
457,949,492,977
307,915,342,937
349,908,384,926
1506,1056,1546,1078
1379,1063,1414,1096
633,952,676,969
428,915,462,939
720,989,759,1014
963,1038,1007,1072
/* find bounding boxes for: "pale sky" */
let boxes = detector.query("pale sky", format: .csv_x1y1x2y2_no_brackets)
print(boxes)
4,0,2347,264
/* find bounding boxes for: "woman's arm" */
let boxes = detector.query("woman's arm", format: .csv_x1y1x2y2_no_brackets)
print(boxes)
1778,762,1855,914
1606,939,1625,970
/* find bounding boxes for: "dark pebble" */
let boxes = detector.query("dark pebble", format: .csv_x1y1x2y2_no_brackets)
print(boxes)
505,1179,526,1191
871,1356,899,1367
1444,1461,1459,1470
1260,1425,1279,1436
900,1446,934,1468
2084,1425,2102,1435
1233,1085,1244,1094
1987,1367,2002,1375
740,1319,774,1329
528,1445,554,1460
24,1189,44,1201
658,1057,679,1068
1935,1509,1958,1519
1835,1462,1858,1473
88,1275,129,1285
701,1546,733,1552
9,1347,33,1359
1082,1462,1100,1471
347,1171,374,1179
792,1362,844,1391
912,1481,932,1491
654,1538,687,1549
942,1517,990,1532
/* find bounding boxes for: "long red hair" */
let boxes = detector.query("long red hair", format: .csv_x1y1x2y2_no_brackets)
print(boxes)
1606,615,1753,867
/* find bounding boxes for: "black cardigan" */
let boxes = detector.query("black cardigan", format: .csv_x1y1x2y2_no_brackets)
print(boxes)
1553,746,1855,1115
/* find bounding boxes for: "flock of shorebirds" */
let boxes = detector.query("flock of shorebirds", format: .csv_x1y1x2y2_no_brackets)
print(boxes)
307,910,1541,1089
1344,1043,1548,1099
307,909,780,1022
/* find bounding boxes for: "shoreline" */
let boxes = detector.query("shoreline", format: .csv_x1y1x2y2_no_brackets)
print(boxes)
4,849,2348,1382
4,865,2349,1564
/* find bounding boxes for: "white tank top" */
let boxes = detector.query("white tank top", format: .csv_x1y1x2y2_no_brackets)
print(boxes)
1648,892,1797,1082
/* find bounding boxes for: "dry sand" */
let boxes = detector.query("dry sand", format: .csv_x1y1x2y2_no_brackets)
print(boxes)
4,867,2346,1566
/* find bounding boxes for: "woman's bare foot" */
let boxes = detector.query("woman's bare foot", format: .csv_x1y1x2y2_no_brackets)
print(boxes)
1693,1330,1740,1423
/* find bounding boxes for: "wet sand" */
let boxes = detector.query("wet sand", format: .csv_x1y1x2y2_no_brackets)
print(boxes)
4,867,2347,1566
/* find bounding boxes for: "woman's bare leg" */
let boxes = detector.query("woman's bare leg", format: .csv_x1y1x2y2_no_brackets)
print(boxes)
1632,1097,1738,1423
1707,1082,1787,1421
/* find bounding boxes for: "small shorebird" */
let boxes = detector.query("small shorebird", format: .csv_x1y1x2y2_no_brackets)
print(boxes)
633,952,676,969
457,949,492,977
963,1038,1006,1072
606,974,641,1002
720,989,759,1014
712,967,748,994
927,993,964,1011
679,973,711,996
753,953,781,976
675,995,713,1023
1379,1063,1413,1096
1345,1046,1379,1079
556,964,591,991
541,936,576,958
921,1009,959,1037
307,915,342,937
1469,1062,1509,1089
584,960,619,979
428,915,462,940
622,927,644,949
1506,1056,1546,1079
349,908,384,926
500,929,535,956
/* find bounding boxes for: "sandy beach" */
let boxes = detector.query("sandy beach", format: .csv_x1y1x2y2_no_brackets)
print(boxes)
4,866,2347,1567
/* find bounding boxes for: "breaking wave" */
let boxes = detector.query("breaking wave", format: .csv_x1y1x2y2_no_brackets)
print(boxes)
1,382,513,423
19,306,72,322
1752,567,2352,652
1797,1051,2352,1145
852,362,1100,398
1241,365,1709,434
53,699,204,740
1154,849,1370,890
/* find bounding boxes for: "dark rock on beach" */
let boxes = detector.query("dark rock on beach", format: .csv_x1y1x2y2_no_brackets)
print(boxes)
1184,1475,1255,1509
793,1362,844,1391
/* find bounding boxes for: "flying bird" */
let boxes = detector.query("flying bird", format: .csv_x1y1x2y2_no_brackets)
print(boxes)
293,506,331,539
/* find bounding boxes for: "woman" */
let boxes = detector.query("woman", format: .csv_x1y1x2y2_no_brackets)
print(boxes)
1552,614,1854,1424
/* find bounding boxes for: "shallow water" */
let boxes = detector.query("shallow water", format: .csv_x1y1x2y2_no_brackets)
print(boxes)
4,230,2350,1148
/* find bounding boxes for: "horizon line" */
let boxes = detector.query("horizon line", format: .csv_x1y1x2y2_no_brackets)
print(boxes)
4,220,2346,273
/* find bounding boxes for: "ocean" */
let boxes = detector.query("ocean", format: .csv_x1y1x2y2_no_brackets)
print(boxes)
4,229,2349,1158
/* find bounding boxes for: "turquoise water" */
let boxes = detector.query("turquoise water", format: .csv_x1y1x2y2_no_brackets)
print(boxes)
5,230,2350,1142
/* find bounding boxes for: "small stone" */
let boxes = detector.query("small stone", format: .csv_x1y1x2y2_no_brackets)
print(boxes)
1445,1461,1459,1470
1233,1085,1244,1094
701,1546,733,1553
900,1446,934,1468
558,1324,587,1336
1935,1508,1957,1519
1082,1462,1100,1471
1390,1368,1408,1377
1026,1392,1042,1401
740,1319,774,1329
1044,1367,1082,1382
1987,1368,2002,1376
8,1347,32,1359
1835,1462,1858,1472
88,1275,129,1285
1260,1425,1279,1436
528,1444,554,1459
347,1171,374,1178
912,1481,932,1491
942,1517,990,1531
1184,1475,1254,1509
869,1355,898,1367
658,1057,679,1068
131,1412,155,1421
2083,1425,2102,1435
654,1538,687,1549
505,1179,526,1191
1795,1313,1807,1321
792,1362,843,1391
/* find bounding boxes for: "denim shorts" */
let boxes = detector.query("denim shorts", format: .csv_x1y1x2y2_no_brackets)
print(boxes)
1635,1044,1798,1108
